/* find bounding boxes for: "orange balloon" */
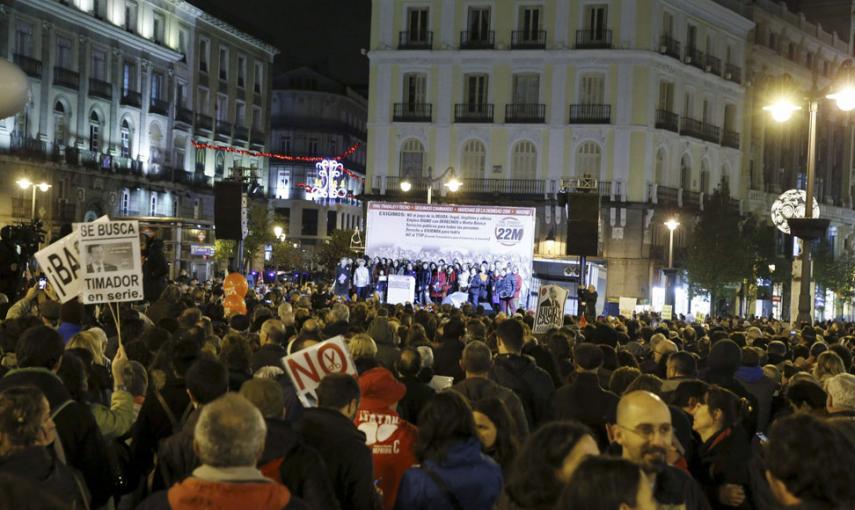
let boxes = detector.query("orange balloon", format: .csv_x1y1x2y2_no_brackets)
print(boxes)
223,294,247,316
224,272,249,298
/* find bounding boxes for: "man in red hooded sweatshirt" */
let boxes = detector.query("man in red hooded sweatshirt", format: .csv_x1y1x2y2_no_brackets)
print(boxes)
355,366,418,510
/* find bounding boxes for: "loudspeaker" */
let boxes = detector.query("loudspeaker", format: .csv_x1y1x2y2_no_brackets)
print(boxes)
214,181,243,240
566,193,600,256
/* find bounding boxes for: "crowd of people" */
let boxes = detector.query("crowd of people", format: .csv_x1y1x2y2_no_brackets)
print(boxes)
334,257,525,313
0,273,853,510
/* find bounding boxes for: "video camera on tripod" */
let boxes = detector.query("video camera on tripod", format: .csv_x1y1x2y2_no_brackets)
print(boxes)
4,219,46,261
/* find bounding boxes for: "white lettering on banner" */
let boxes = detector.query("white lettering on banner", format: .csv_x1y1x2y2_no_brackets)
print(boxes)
35,216,110,303
282,336,356,406
78,220,144,304
533,285,569,334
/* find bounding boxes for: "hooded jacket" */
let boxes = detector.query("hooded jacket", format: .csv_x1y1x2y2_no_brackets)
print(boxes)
0,446,87,509
490,354,555,429
394,438,502,510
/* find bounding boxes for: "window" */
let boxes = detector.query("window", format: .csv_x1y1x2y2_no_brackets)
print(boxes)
150,193,158,216
89,111,101,152
788,43,796,61
768,32,777,51
15,21,34,57
122,62,136,93
120,119,131,158
684,92,693,117
658,81,674,111
308,137,319,154
199,39,209,72
402,73,427,105
56,36,73,69
193,199,200,219
173,195,180,217
399,139,425,177
327,211,338,236
724,104,736,132
687,24,697,50
150,72,164,101
275,168,291,199
54,102,67,147
330,138,337,155
654,148,666,183
280,136,291,152
125,2,138,32
575,142,601,177
511,141,537,179
461,139,486,178
702,99,710,123
662,11,674,37
584,5,608,40
197,87,209,114
237,55,246,88
579,74,605,104
518,6,542,37
195,146,206,172
91,49,107,81
253,62,263,93
152,12,165,44
177,81,187,107
215,152,224,176
721,165,731,191
235,101,246,127
700,161,710,194
252,106,262,130
464,74,488,108
705,36,714,60
406,7,430,41
680,155,691,189
301,209,319,236
178,28,188,56
219,47,228,81
149,123,163,164
92,0,106,18
216,94,227,121
467,7,490,39
512,73,540,104
121,190,130,215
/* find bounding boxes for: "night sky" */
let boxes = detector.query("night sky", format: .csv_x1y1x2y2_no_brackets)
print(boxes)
190,0,372,87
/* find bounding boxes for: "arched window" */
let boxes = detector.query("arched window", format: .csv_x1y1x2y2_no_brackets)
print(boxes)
149,192,158,216
700,160,710,195
574,142,601,178
461,139,486,179
399,139,425,178
215,152,225,176
120,119,132,158
654,148,666,184
511,141,537,179
721,165,731,194
53,101,67,148
89,111,101,152
149,122,163,165
680,155,691,190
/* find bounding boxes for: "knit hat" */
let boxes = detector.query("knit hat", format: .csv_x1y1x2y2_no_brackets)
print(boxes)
358,367,406,410
240,378,285,419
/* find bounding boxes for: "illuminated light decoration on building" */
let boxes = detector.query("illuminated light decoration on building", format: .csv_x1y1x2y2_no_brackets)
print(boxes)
307,159,349,201
190,141,365,181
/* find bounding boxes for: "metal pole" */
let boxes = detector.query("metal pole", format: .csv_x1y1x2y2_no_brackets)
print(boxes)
31,186,36,218
427,184,432,205
796,99,818,325
668,228,675,269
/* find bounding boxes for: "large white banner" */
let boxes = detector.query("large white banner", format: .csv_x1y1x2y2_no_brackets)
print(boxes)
78,220,144,304
365,202,536,307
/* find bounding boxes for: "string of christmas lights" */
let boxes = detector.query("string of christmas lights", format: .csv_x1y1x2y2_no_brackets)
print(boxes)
191,141,364,180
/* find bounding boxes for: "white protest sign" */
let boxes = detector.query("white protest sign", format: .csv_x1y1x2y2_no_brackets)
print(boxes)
78,220,143,304
282,336,357,406
386,275,415,305
618,297,637,318
695,311,706,324
661,304,673,321
534,285,569,334
35,216,109,303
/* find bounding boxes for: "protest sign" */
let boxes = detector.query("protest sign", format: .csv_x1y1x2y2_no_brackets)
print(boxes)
533,285,569,334
386,274,415,305
35,216,108,303
282,336,356,406
78,220,143,304
618,297,637,318
661,304,673,320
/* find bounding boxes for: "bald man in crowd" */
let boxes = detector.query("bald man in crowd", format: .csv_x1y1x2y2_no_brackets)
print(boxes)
611,391,710,510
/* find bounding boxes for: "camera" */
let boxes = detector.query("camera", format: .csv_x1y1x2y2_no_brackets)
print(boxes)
6,219,46,261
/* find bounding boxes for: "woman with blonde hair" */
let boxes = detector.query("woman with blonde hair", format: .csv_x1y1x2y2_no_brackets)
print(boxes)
814,350,846,385
349,333,379,374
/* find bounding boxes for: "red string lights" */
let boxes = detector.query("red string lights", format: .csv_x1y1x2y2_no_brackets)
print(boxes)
191,141,364,180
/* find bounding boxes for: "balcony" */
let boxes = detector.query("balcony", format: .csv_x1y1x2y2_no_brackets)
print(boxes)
568,104,611,124
655,110,679,132
461,179,546,196
680,117,704,140
88,78,112,100
53,66,79,89
251,129,266,147
393,103,432,122
454,103,494,123
460,31,495,49
149,98,169,115
702,123,720,143
120,89,141,107
511,30,546,49
659,35,681,60
196,114,213,131
216,120,232,137
722,130,740,149
13,54,42,78
685,47,705,70
724,63,742,84
706,55,722,76
505,103,545,123
234,125,249,141
10,136,47,161
80,149,101,170
575,29,612,49
175,106,193,125
398,31,433,50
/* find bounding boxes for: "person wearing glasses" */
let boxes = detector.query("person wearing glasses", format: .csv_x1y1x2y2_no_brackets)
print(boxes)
611,391,711,510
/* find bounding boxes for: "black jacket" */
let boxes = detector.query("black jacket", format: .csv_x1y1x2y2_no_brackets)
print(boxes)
452,377,530,437
433,338,465,383
251,343,288,373
551,372,618,449
491,353,555,429
296,407,381,510
0,446,87,509
692,427,753,510
261,418,341,510
0,367,113,507
655,464,713,510
398,374,435,425
156,407,201,489
323,320,349,339
143,238,169,302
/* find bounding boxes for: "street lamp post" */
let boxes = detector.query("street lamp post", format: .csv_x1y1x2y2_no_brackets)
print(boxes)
664,218,680,309
16,178,51,218
400,166,462,204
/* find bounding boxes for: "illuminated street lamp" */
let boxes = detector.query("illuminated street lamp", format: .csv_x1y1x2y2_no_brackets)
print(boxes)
399,166,462,204
399,180,412,192
17,178,51,218
664,218,680,269
663,218,680,310
272,225,286,242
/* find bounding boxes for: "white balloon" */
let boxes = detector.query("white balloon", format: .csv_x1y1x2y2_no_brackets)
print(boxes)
0,59,29,119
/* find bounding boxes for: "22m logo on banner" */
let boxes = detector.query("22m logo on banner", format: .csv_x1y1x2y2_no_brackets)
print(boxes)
495,217,524,246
